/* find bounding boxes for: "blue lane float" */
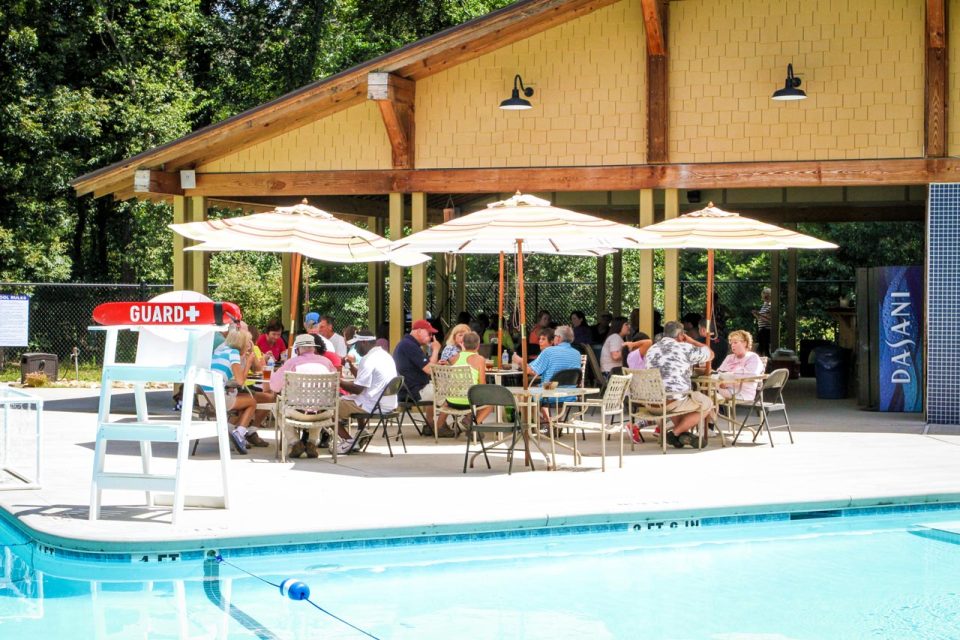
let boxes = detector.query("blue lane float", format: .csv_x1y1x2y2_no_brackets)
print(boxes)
279,578,311,601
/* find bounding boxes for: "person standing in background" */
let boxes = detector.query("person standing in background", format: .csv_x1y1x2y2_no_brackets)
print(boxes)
752,287,773,357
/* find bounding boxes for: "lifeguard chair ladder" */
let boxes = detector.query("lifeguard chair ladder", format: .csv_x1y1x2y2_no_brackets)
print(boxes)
89,293,236,524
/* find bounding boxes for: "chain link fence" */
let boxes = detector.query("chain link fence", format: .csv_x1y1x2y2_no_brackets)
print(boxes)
1,279,852,372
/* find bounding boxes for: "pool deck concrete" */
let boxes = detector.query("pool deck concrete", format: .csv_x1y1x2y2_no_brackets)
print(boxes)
1,379,958,552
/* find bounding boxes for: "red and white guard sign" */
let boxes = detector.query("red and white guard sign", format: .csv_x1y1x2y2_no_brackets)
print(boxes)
92,301,243,326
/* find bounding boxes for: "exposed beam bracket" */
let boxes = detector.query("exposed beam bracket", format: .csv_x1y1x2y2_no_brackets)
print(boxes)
925,0,947,157
643,0,669,163
132,170,183,196
368,72,416,169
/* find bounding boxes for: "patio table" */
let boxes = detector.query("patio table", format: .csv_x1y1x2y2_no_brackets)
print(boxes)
693,374,768,445
501,386,600,470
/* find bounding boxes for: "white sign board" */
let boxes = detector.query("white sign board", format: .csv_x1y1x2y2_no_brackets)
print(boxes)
0,294,30,347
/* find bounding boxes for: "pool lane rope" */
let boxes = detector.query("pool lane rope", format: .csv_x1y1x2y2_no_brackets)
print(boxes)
214,553,382,640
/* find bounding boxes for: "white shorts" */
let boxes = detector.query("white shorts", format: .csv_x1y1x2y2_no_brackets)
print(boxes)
418,383,435,402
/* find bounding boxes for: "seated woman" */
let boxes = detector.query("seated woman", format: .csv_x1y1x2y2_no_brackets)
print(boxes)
257,319,287,362
437,331,492,431
440,323,471,364
600,317,631,376
206,328,274,453
716,330,765,402
570,310,592,345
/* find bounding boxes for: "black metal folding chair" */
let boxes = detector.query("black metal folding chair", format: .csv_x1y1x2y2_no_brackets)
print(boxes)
345,376,406,457
465,385,523,475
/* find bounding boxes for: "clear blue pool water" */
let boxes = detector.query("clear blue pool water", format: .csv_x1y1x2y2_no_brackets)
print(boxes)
1,507,959,639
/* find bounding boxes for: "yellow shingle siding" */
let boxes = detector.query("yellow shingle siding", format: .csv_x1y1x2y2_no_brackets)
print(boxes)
669,0,924,162
416,0,647,168
199,101,392,172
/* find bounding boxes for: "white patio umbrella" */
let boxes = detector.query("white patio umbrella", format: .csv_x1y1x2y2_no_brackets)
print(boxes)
390,192,657,385
634,202,837,369
170,199,428,339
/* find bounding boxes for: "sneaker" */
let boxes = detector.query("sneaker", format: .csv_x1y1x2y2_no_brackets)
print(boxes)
336,437,356,455
230,430,248,455
246,432,269,448
288,441,306,459
679,432,707,449
437,426,457,438
356,432,374,452
304,441,320,458
666,430,683,448
628,424,642,445
318,431,331,449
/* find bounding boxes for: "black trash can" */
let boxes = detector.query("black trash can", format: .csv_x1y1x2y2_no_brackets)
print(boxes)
20,353,58,384
814,345,845,399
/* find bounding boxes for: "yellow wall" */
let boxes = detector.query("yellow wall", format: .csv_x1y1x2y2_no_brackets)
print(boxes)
669,0,924,162
949,0,960,155
415,0,647,168
199,101,392,172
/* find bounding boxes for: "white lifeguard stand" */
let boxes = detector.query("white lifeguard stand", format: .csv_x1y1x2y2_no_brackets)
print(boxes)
89,291,233,524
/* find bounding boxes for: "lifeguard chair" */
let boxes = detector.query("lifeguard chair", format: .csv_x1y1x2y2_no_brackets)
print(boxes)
89,291,237,524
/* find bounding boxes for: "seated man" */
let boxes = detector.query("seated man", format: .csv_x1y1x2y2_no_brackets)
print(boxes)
644,320,714,448
270,333,336,459
393,318,442,433
337,329,398,454
513,325,583,424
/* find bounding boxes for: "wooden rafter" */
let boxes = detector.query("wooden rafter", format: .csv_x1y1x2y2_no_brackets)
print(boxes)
71,0,617,197
367,72,415,169
925,0,947,157
132,170,183,196
640,0,665,56
161,158,960,197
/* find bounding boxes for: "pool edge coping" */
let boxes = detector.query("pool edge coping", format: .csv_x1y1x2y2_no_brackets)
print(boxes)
3,491,960,557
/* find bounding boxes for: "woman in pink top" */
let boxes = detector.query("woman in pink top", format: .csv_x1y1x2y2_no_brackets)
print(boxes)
716,330,765,401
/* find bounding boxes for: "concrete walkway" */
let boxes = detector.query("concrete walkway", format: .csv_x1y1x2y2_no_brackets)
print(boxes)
1,380,957,552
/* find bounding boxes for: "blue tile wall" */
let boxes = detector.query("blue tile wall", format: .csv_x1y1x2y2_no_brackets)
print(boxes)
927,184,960,425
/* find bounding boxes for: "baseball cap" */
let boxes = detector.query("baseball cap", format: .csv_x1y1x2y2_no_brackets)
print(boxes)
411,319,437,334
346,329,376,346
304,312,320,327
293,333,317,350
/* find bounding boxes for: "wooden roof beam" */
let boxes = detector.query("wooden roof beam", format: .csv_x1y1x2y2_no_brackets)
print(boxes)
184,158,960,196
925,0,947,157
133,170,183,196
368,72,415,169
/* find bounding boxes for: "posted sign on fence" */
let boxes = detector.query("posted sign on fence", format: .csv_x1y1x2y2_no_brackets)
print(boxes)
0,294,29,347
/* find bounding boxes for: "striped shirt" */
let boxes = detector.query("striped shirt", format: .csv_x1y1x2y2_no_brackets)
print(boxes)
530,342,582,383
757,301,772,329
203,344,240,391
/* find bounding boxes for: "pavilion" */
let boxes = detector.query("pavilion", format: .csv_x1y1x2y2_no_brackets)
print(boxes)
71,0,960,426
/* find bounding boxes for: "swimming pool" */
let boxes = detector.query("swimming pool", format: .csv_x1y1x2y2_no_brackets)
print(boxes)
2,504,959,639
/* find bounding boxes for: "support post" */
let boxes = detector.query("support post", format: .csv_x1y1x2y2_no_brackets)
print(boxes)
770,252,781,351
595,256,607,318
186,196,208,295
172,196,188,291
281,254,294,334
638,189,655,336
663,189,680,322
612,252,623,316
367,216,385,331
786,248,798,352
455,256,467,316
389,193,405,349
411,193,427,322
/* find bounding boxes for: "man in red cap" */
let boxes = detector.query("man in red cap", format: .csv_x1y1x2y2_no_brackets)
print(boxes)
393,319,444,435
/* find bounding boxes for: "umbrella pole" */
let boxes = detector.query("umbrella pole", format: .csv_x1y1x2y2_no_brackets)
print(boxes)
289,253,302,357
497,251,505,365
517,241,528,388
705,249,715,374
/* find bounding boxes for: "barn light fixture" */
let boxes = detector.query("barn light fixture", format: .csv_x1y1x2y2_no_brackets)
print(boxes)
772,63,806,101
499,74,534,110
